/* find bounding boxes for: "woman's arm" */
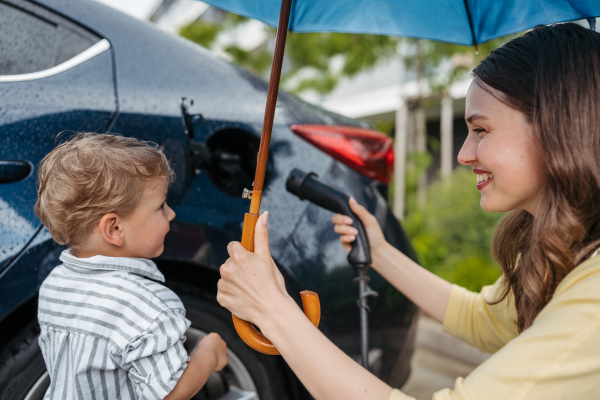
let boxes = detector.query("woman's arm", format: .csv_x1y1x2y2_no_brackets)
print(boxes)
333,198,452,323
261,292,394,400
217,213,397,400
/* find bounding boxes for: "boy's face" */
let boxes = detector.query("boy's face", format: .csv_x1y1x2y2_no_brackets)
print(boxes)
122,178,175,259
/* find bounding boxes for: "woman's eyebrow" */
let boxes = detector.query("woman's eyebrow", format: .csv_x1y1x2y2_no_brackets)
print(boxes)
465,113,490,124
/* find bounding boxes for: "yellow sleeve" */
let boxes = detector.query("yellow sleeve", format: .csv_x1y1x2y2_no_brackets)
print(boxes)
389,257,600,400
442,279,518,353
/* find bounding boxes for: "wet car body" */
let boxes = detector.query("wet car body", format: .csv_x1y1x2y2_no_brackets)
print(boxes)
0,0,418,398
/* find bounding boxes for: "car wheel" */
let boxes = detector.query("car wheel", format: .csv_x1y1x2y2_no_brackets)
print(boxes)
0,320,47,400
182,296,291,400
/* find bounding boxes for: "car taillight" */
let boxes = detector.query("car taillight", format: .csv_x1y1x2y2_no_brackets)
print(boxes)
290,124,394,184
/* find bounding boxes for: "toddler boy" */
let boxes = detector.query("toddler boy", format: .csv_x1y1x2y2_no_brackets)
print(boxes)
35,133,227,400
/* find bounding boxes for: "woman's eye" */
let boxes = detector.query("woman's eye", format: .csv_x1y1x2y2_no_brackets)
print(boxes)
473,128,486,135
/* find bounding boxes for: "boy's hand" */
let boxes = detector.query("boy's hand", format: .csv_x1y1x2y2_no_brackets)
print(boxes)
164,333,228,400
194,333,228,371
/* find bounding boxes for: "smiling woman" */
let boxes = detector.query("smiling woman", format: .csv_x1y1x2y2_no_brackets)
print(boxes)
467,24,600,333
217,22,600,400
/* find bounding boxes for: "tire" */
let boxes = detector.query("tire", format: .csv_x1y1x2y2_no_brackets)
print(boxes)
0,320,47,400
181,295,292,400
0,300,292,400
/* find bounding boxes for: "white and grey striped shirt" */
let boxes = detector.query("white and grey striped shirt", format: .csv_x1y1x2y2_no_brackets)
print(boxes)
38,250,191,400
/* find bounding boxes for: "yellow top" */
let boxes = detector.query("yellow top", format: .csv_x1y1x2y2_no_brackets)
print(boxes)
390,250,600,400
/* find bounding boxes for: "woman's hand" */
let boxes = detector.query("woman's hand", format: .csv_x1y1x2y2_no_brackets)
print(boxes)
217,212,291,326
332,197,387,254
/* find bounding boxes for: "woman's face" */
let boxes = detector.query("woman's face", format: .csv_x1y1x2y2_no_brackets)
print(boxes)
458,81,546,216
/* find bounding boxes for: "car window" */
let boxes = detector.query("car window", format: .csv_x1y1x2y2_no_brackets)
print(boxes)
0,0,101,76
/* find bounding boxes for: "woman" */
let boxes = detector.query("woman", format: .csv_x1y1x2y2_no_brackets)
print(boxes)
217,23,600,399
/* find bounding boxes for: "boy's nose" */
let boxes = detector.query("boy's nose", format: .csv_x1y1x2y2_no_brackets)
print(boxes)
166,204,176,221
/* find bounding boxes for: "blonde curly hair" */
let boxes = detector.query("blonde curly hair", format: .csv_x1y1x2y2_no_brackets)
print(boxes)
35,133,174,248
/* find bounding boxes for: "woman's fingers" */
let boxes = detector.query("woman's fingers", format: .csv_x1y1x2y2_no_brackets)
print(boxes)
340,234,356,243
332,213,358,252
332,213,353,225
333,224,358,236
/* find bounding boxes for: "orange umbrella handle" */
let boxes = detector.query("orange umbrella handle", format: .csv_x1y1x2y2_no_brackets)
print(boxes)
234,213,320,355
232,291,320,355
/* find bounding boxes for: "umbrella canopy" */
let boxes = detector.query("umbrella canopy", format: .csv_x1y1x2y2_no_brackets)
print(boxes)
200,0,600,46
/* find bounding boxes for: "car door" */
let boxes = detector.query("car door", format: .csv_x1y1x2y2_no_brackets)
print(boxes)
0,0,117,272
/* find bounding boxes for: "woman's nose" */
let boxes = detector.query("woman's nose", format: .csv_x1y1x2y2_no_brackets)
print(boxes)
458,134,478,166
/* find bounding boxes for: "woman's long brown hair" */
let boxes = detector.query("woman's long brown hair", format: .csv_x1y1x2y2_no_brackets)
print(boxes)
473,23,600,332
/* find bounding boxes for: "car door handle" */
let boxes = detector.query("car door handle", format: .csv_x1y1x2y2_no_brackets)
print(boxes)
0,160,33,184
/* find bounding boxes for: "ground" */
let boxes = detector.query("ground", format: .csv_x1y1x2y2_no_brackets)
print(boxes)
400,313,490,399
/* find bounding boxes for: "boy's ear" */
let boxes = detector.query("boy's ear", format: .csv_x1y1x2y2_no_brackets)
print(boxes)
98,213,125,247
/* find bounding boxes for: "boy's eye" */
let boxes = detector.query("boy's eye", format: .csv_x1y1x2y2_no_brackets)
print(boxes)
160,202,165,210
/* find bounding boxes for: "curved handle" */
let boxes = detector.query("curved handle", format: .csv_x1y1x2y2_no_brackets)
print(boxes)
286,168,372,266
233,213,320,354
232,291,320,355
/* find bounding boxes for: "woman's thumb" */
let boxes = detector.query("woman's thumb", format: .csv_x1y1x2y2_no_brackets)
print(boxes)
253,211,271,259
349,197,369,220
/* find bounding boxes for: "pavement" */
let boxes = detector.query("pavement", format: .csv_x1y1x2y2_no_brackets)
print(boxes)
399,313,491,399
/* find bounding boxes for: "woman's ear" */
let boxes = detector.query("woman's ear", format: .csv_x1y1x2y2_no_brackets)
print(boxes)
98,213,125,247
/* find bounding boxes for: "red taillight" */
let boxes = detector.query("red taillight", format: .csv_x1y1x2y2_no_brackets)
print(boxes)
290,124,394,184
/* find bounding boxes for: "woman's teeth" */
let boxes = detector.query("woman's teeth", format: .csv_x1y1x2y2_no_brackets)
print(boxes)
477,173,493,184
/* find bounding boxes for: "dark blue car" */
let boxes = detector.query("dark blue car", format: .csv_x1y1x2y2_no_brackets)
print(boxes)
0,0,418,398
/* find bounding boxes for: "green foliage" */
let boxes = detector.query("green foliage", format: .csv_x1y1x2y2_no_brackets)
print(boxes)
403,167,504,292
282,32,400,94
179,10,521,96
404,150,432,215
179,13,275,76
403,35,520,95
223,44,274,76
179,21,222,48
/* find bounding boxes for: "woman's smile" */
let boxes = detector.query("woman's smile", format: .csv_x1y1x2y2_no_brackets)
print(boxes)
474,168,494,190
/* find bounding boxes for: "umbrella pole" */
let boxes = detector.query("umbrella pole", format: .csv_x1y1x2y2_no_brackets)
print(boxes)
233,0,321,355
249,0,292,208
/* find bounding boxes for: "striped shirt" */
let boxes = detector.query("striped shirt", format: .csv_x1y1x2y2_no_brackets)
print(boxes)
38,250,191,400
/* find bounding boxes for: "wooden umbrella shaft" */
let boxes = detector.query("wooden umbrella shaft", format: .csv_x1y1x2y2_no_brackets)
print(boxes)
249,0,293,215
234,0,321,356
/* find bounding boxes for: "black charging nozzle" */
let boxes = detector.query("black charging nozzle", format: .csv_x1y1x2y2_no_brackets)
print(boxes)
286,168,378,369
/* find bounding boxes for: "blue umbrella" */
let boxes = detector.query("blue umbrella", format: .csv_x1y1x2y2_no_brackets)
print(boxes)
201,0,600,47
204,0,600,361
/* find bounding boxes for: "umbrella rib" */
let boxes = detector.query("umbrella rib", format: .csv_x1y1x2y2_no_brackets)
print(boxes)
462,0,478,51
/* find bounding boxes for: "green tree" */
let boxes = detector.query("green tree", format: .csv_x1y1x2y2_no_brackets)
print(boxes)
180,10,520,96
403,35,520,97
179,12,400,94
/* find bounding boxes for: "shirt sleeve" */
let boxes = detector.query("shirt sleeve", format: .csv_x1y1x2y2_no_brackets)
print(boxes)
442,278,519,353
388,267,600,400
120,309,191,400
